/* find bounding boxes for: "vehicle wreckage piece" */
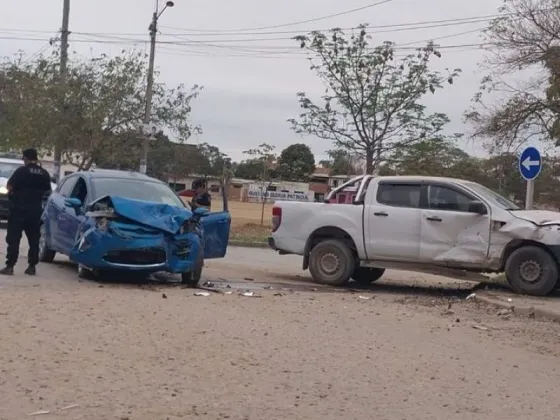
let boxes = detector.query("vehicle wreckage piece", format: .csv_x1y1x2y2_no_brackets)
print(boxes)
69,196,205,283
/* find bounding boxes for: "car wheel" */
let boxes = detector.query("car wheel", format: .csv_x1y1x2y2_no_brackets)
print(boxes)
352,267,385,285
505,246,558,296
181,251,204,287
308,239,356,286
38,223,56,263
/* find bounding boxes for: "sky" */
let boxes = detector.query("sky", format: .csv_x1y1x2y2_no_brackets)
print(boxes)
0,0,506,162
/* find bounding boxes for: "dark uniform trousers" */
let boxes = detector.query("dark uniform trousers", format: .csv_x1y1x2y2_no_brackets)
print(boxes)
5,207,42,267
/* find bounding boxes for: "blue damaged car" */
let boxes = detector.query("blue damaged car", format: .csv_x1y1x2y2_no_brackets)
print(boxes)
39,169,230,284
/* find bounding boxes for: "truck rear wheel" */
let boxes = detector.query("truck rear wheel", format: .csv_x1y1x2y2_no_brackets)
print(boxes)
505,246,558,296
308,239,356,286
352,267,385,285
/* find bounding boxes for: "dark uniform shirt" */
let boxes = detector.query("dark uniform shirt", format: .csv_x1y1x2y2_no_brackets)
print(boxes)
8,163,52,213
191,191,211,210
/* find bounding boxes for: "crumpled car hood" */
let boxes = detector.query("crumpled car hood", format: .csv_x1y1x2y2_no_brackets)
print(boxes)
511,210,560,226
93,195,193,235
0,176,56,191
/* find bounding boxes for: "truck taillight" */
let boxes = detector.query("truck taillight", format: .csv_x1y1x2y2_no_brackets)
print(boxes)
272,206,282,232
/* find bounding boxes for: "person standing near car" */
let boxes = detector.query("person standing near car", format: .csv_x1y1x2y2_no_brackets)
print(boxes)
0,148,52,276
190,178,211,211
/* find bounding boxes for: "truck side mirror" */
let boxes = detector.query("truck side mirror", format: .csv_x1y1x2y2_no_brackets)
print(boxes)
468,200,487,215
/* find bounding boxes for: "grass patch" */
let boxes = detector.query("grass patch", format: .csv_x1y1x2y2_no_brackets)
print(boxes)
230,222,270,243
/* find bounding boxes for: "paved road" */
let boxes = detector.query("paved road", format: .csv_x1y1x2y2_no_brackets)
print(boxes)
1,241,559,419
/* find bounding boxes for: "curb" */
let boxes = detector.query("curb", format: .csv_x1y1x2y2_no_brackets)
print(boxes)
229,241,269,249
474,295,560,323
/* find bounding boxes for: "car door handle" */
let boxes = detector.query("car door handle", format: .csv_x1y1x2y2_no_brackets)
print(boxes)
426,216,442,222
373,212,388,217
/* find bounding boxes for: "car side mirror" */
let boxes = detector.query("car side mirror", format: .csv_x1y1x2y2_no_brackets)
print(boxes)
65,197,82,209
468,200,487,215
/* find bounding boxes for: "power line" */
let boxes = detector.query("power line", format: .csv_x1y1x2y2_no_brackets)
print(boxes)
0,10,516,38
173,0,393,32
159,11,509,36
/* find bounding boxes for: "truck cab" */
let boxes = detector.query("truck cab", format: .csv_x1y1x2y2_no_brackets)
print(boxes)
269,175,560,296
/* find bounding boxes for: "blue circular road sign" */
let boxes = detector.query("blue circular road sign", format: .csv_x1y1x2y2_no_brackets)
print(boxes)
519,146,542,181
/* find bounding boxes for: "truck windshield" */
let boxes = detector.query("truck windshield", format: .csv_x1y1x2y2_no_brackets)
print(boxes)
463,182,521,210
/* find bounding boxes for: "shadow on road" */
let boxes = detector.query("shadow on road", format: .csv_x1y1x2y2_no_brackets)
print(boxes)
51,258,560,300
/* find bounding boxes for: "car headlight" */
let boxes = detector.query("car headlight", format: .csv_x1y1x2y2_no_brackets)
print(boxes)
0,186,8,195
96,218,109,232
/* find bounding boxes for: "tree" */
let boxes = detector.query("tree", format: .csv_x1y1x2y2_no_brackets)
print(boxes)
193,143,227,178
288,25,459,173
465,0,560,152
380,137,470,176
276,143,316,181
243,143,277,225
0,49,202,171
233,159,263,180
327,149,363,176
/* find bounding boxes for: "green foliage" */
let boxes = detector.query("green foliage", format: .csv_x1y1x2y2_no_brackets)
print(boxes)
233,159,263,180
276,143,316,181
322,149,362,176
466,0,560,151
289,25,459,173
0,49,201,171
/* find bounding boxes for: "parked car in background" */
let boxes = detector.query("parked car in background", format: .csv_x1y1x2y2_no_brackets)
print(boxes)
40,169,231,284
269,175,560,296
0,157,57,219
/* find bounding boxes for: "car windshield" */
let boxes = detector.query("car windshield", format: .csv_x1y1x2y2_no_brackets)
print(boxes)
0,162,21,178
463,182,521,210
92,178,185,207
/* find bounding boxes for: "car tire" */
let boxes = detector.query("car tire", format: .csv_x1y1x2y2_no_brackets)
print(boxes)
352,267,385,285
505,246,558,296
38,223,56,263
308,239,356,286
181,250,204,287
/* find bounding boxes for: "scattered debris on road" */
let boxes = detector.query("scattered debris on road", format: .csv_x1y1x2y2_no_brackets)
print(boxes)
28,410,50,416
472,324,489,331
466,293,476,300
194,291,211,297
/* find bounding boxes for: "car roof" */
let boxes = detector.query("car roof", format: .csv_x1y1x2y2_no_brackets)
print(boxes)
73,169,165,184
375,175,473,185
0,157,23,164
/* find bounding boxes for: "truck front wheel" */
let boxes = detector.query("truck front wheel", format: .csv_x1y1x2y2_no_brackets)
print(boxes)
308,239,356,286
352,267,385,285
505,246,558,296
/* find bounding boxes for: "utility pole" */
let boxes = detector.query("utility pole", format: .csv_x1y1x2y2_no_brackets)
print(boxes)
53,0,70,183
139,12,157,175
139,0,174,174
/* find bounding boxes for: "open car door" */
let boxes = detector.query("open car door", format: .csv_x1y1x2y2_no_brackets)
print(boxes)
201,211,231,259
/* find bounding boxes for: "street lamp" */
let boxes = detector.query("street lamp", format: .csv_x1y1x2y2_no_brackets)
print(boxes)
139,0,175,175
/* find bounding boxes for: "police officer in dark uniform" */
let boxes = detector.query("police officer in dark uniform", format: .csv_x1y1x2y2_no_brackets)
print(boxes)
0,148,52,276
190,178,211,210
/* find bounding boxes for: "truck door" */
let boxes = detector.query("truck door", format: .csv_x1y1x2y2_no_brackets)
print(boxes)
365,181,422,261
419,183,490,265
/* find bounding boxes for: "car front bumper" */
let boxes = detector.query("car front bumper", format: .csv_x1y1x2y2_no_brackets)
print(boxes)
70,225,202,274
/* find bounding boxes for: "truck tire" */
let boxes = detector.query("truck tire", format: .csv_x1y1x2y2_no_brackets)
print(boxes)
505,246,558,296
352,267,385,285
308,239,356,286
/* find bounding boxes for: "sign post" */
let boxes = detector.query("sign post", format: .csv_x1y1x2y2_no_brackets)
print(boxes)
519,146,542,210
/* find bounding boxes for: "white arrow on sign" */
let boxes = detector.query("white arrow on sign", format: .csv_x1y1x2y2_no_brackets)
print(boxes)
522,156,540,171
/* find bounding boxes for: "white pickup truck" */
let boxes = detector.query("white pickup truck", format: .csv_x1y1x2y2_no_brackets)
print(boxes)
268,175,560,296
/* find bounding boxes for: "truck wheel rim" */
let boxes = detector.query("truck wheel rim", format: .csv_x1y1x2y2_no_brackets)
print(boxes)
319,252,340,275
519,260,542,283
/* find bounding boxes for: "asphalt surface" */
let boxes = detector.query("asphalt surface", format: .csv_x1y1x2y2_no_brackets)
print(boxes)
1,241,559,419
